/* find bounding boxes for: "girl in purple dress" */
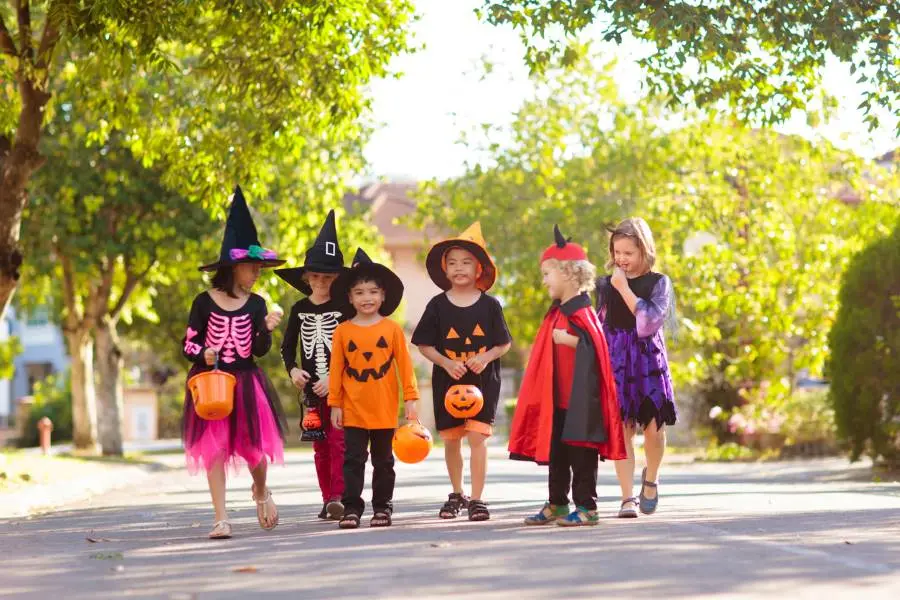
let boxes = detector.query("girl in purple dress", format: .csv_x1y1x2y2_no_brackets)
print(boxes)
595,217,676,518
181,186,288,539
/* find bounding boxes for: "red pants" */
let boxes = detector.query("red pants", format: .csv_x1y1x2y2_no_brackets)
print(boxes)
314,404,345,502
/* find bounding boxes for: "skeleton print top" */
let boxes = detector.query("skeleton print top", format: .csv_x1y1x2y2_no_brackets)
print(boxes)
280,297,348,396
182,292,272,371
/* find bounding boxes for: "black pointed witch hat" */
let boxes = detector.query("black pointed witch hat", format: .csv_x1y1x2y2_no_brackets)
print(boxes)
274,209,348,294
199,186,285,272
332,248,404,317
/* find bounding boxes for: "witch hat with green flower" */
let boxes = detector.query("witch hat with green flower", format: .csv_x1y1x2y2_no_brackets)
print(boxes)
199,185,285,272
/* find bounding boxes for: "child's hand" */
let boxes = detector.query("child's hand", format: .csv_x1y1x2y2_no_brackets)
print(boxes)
552,328,569,345
465,354,489,374
611,267,628,290
265,309,284,331
312,375,329,397
203,348,217,366
290,368,310,389
442,358,468,380
331,407,343,430
405,400,418,422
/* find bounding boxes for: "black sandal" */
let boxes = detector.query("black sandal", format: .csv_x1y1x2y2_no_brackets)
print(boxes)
338,513,360,529
370,511,392,527
439,493,469,519
467,499,490,522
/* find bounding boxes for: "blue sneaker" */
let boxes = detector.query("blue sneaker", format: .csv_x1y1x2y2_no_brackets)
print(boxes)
639,468,659,514
524,502,569,525
557,506,600,527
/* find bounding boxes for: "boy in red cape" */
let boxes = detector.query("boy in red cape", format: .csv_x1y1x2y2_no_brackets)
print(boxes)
509,225,626,526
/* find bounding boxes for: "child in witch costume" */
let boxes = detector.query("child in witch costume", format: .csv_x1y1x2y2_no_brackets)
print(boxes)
509,225,626,526
276,210,349,521
596,217,677,518
181,186,289,539
412,222,511,521
327,249,420,529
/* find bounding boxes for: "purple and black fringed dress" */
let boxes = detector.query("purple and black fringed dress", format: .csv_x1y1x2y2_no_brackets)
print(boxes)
595,273,677,430
181,291,287,475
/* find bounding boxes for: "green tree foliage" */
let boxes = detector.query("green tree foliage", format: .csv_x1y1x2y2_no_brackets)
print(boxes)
414,54,900,437
0,336,21,379
0,1,414,320
479,1,899,131
19,99,210,453
828,222,900,465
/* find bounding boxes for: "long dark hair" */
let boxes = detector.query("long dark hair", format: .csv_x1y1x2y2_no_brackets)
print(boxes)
211,266,238,298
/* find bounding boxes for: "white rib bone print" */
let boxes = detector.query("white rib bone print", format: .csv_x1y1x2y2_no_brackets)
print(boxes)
299,311,342,378
204,312,253,364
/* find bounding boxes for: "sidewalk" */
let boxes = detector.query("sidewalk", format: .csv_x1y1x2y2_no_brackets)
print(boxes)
1,440,183,519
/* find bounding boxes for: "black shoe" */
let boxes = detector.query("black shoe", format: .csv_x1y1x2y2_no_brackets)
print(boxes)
317,503,328,520
438,492,469,519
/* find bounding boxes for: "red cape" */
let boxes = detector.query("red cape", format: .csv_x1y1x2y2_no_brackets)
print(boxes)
508,297,626,464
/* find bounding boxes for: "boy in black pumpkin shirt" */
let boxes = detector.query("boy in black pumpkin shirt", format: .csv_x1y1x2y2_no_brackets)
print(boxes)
413,222,512,521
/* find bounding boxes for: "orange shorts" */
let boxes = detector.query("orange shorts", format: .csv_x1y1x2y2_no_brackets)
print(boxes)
439,420,493,441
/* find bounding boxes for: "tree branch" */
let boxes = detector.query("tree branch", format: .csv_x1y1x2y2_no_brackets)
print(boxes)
57,242,82,333
17,0,32,62
109,259,156,321
87,252,116,329
35,2,60,71
0,13,17,56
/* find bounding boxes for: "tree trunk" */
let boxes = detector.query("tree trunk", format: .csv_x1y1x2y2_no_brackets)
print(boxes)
0,70,52,321
95,318,124,456
66,330,99,453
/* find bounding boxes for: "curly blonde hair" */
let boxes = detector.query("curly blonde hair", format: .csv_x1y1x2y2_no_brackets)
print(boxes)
543,258,597,293
606,217,657,272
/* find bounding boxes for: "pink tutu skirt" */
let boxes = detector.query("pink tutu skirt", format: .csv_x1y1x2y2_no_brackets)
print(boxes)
182,366,287,475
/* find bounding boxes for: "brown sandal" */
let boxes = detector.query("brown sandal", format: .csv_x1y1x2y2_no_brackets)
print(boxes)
370,511,392,527
339,513,361,529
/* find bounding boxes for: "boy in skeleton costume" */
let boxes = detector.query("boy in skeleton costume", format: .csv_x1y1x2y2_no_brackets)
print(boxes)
277,210,350,520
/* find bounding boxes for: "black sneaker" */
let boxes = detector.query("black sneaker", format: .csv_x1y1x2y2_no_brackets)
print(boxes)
317,503,328,520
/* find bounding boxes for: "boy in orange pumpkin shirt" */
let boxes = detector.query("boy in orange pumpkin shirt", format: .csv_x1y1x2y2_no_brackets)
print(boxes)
413,223,511,522
328,248,419,529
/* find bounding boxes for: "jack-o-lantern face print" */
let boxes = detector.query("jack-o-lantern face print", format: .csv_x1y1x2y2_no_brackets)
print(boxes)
443,323,488,362
345,335,394,382
444,384,484,419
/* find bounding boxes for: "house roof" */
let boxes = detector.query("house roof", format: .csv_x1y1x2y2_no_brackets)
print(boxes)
344,181,444,248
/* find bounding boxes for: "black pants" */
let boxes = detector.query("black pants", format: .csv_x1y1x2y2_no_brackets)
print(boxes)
342,427,395,516
548,408,599,510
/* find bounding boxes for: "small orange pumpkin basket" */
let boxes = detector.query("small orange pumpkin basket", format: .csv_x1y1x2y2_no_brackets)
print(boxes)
444,384,484,419
188,368,236,421
393,422,433,464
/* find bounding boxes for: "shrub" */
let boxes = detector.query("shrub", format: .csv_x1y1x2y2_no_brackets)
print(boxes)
18,372,73,447
828,223,900,465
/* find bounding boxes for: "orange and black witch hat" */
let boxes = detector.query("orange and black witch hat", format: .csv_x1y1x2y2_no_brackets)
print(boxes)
425,222,497,291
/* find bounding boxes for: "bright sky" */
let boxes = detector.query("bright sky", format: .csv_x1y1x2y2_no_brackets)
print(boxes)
363,0,899,181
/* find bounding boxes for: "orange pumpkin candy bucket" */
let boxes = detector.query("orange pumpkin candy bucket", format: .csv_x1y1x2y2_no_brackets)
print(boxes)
392,422,433,464
444,384,484,419
188,367,236,421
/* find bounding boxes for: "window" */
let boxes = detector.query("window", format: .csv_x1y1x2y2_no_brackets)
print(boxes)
26,307,50,327
25,362,54,394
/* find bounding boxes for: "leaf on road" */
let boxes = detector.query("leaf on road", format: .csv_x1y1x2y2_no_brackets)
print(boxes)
90,552,124,560
86,537,112,543
233,566,259,573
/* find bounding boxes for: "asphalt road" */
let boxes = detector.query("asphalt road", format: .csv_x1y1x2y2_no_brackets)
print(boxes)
2,449,898,599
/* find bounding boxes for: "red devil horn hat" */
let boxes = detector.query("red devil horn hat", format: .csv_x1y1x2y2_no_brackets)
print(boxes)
541,224,588,262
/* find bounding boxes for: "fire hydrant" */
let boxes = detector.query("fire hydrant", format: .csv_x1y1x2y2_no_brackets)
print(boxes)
37,417,53,456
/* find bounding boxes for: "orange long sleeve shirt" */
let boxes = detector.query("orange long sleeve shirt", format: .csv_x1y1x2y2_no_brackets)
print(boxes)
327,318,419,430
